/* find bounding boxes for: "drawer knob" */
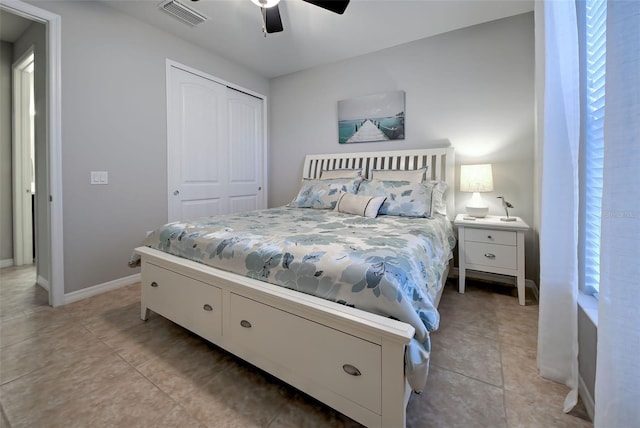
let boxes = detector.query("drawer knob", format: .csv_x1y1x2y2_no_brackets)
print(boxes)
342,364,362,377
203,304,213,311
487,235,493,239
484,253,496,259
150,281,158,288
240,320,252,328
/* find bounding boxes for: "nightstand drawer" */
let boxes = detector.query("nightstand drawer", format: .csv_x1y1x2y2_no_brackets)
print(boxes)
465,228,516,246
464,242,517,270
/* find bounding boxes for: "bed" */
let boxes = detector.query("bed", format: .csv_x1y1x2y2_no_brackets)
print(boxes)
132,147,455,427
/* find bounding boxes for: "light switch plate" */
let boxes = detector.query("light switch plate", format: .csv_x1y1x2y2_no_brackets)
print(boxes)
90,171,108,185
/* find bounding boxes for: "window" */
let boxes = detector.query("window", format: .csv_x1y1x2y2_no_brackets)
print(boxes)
582,0,606,296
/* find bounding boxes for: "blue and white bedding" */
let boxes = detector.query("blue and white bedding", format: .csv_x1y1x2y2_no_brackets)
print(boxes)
132,207,456,391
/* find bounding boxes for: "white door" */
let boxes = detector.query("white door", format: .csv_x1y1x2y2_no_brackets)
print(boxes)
167,64,265,222
226,87,264,214
12,49,35,266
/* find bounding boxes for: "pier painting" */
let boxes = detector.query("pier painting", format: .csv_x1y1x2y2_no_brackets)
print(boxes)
338,91,405,144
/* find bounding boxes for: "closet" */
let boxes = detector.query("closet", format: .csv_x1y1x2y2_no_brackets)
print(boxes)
166,61,266,222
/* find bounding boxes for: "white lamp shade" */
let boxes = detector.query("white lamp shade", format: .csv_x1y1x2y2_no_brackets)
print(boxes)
460,164,493,217
460,164,494,192
251,0,280,8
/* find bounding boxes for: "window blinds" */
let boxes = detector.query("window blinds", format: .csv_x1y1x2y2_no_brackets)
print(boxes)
584,0,606,295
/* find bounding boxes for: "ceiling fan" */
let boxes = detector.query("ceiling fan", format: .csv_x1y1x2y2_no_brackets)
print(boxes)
251,0,350,36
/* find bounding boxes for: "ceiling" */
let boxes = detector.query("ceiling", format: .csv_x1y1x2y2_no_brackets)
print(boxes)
105,0,533,78
1,1,533,78
0,9,33,43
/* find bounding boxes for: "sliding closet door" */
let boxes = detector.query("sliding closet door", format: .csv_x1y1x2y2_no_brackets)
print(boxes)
226,87,265,214
167,64,265,222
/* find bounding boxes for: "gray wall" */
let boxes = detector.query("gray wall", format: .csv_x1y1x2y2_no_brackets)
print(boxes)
578,307,597,414
269,13,537,280
29,0,269,293
13,21,48,281
0,41,13,262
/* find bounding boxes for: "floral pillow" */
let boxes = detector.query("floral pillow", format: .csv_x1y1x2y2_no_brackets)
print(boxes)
426,180,448,215
289,177,363,209
357,179,433,217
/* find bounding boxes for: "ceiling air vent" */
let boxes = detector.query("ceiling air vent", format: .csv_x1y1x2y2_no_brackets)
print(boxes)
159,0,207,26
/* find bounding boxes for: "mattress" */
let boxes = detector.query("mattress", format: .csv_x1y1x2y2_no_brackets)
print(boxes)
131,207,456,390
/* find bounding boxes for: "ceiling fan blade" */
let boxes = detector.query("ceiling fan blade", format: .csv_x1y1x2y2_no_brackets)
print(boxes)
301,0,350,15
265,4,283,33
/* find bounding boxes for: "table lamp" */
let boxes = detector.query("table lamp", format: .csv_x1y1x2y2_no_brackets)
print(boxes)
460,164,493,218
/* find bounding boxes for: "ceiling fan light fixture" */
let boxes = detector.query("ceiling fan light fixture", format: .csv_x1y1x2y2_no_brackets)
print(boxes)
251,0,280,8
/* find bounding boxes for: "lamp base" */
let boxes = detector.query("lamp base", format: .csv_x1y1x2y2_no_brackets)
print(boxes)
465,206,489,218
465,192,489,218
500,217,517,222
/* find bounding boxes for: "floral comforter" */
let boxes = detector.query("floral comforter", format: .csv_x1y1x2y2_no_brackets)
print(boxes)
132,207,456,391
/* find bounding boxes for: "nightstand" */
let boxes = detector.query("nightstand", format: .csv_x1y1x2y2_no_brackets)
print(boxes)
454,214,530,305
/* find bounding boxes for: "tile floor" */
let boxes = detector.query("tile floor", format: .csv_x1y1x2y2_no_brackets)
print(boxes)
0,265,593,428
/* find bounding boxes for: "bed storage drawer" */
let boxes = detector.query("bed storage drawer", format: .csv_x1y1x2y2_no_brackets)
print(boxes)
142,262,222,343
229,293,382,414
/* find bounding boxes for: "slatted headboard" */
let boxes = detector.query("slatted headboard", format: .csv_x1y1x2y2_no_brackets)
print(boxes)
302,147,455,219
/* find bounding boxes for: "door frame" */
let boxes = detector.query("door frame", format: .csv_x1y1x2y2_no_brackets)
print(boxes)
1,1,63,307
165,59,268,219
12,47,35,266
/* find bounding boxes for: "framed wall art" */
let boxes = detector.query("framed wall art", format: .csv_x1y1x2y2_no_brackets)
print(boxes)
338,90,405,144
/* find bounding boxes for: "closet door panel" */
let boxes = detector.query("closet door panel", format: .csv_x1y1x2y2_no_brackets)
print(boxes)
226,89,264,214
167,65,227,222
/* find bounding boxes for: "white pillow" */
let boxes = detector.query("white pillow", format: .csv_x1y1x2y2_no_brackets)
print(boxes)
319,169,362,180
334,192,387,218
371,167,428,183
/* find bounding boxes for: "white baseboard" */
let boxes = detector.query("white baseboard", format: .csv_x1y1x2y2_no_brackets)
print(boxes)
449,267,539,301
0,259,14,268
37,275,50,292
578,374,595,422
63,273,141,305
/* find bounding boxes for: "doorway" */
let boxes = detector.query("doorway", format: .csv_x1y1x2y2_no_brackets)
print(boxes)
0,1,63,307
12,48,35,267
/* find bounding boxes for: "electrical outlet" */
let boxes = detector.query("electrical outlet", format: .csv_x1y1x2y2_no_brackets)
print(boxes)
90,171,108,185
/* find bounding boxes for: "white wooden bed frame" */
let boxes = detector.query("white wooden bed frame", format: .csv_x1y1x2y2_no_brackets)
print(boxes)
136,147,455,428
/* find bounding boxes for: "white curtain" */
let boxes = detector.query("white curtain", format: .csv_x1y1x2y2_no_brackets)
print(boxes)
535,0,580,412
594,2,640,426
